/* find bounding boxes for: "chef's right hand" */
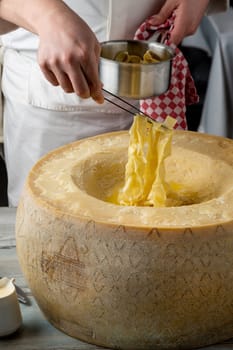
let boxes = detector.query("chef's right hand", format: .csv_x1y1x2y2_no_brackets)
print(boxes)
37,4,104,104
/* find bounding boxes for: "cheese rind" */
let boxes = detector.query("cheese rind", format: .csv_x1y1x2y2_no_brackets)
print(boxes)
16,129,233,350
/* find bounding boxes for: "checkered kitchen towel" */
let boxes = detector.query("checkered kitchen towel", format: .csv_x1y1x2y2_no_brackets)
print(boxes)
134,13,199,130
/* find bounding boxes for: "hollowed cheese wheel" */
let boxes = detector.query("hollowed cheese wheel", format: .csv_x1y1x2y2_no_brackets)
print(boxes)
16,130,233,350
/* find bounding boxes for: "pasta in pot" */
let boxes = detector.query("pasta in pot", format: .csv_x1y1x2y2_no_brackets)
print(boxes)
114,49,161,63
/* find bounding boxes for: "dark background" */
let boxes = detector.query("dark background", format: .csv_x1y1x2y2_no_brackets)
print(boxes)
0,152,8,206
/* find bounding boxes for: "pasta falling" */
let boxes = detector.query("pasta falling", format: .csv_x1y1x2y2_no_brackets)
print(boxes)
108,115,176,207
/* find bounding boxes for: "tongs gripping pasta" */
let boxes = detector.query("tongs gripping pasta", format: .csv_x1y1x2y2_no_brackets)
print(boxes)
103,88,176,129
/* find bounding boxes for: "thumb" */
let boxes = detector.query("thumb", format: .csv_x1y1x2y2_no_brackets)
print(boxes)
147,1,175,26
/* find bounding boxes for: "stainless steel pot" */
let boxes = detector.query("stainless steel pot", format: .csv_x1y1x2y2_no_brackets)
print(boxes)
99,40,175,99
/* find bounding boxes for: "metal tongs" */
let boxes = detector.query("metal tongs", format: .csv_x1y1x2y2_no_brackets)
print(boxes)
103,88,158,125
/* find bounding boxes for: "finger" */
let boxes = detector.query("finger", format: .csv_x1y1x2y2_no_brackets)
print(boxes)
169,28,186,46
90,88,104,104
169,4,193,46
169,14,187,45
83,48,104,104
66,63,91,99
40,63,74,92
148,0,177,25
68,50,104,103
49,67,75,93
40,66,60,86
88,69,104,104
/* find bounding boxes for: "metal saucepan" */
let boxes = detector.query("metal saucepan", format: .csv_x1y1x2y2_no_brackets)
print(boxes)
99,40,175,99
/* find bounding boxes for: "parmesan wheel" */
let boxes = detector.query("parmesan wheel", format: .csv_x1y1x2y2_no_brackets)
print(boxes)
16,130,233,349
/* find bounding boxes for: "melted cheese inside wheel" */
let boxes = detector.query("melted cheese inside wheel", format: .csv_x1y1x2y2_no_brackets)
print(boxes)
30,129,233,228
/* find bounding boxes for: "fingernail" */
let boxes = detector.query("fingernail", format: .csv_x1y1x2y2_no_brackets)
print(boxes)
147,15,160,25
92,92,104,104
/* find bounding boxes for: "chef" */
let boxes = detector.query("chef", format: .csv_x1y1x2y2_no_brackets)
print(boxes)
0,0,227,206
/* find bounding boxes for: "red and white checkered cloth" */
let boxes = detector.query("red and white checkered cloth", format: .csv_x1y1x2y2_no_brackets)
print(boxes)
134,13,199,130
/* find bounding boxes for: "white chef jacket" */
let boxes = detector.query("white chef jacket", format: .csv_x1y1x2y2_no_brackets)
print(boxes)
0,0,165,206
1,0,164,49
1,0,165,125
2,0,224,141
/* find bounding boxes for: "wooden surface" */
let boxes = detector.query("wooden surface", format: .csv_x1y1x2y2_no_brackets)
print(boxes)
1,207,233,350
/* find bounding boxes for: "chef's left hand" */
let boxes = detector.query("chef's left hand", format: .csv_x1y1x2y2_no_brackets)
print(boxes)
148,0,210,45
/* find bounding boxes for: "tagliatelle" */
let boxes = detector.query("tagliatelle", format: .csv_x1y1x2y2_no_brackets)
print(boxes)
108,115,176,207
114,49,161,64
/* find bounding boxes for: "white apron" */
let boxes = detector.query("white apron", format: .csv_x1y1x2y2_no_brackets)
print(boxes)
0,0,165,206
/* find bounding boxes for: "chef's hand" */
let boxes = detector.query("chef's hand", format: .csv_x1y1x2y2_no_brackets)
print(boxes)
148,0,209,45
37,4,104,103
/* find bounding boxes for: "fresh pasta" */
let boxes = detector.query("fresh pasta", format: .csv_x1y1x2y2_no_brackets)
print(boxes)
114,49,161,64
108,115,176,207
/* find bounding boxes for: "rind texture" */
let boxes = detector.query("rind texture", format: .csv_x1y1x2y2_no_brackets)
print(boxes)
16,130,233,349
